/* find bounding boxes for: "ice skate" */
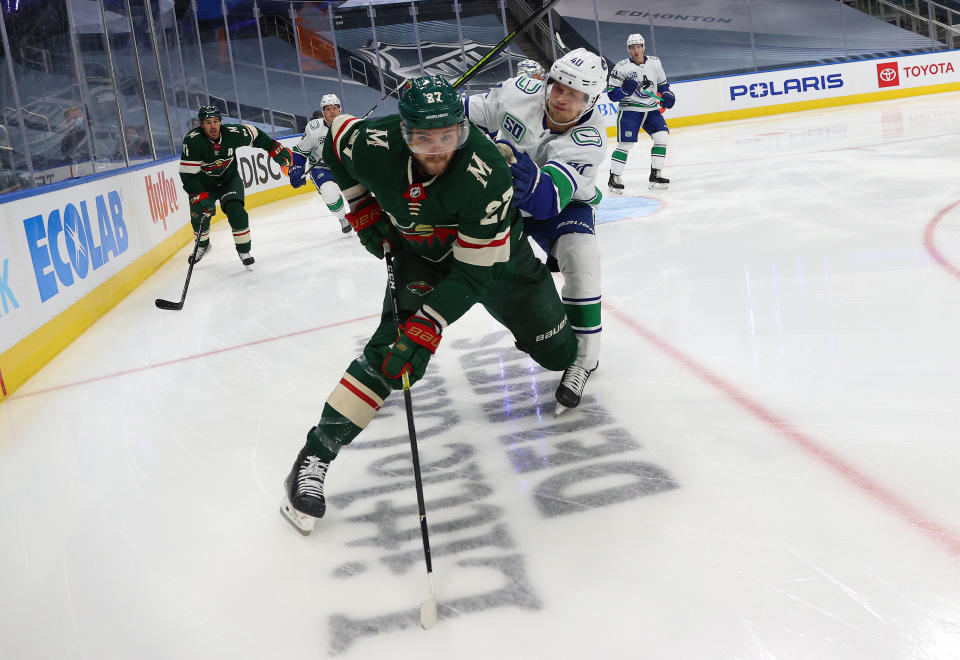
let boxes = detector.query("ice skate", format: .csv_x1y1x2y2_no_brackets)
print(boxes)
608,173,625,195
188,242,210,265
648,168,669,190
280,446,330,535
339,216,352,235
239,251,255,269
555,362,597,415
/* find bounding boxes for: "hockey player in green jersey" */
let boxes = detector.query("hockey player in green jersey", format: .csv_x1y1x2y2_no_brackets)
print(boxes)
178,105,292,267
280,75,578,534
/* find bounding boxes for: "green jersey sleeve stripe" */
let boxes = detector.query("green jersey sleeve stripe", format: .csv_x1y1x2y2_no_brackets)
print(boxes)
542,164,575,210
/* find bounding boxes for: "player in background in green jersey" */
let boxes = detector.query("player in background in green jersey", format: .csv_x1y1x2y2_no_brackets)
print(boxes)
280,76,577,535
178,105,292,267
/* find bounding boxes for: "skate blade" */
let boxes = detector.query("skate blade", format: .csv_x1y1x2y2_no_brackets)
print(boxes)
280,495,315,535
607,188,624,196
554,402,570,416
648,182,669,191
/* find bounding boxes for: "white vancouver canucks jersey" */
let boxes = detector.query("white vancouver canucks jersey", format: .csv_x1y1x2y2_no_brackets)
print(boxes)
293,118,330,166
466,75,607,205
610,56,667,112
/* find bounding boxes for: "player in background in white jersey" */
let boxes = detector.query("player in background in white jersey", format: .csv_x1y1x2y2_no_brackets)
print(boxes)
465,48,608,414
288,94,351,235
606,33,676,192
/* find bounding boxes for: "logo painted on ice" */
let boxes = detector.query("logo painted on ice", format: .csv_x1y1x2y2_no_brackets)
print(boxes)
23,190,129,303
729,73,843,101
877,62,900,88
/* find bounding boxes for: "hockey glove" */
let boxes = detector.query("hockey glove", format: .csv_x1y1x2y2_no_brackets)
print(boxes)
288,151,307,188
269,142,293,168
382,312,441,387
189,191,216,225
620,76,639,97
659,87,676,109
346,197,401,259
495,140,540,208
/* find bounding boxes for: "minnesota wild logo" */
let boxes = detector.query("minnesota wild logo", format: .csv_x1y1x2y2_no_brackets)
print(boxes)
407,281,433,295
398,223,458,247
201,157,233,176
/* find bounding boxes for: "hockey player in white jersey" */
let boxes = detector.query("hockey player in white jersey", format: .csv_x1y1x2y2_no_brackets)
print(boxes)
288,94,351,234
606,33,676,192
465,48,607,414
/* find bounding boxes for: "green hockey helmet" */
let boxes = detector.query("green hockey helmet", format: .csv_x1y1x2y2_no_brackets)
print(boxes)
197,105,222,121
399,75,469,154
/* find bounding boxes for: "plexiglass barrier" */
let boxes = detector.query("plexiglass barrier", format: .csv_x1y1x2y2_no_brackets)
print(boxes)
0,0,953,194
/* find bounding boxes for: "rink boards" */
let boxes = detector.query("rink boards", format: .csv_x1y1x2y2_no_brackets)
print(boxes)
2,49,960,401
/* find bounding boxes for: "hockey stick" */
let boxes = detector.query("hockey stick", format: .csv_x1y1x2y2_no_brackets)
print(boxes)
383,243,437,630
361,0,561,119
155,217,206,310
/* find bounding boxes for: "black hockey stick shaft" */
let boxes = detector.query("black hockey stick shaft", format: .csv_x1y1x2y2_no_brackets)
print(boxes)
384,245,437,626
361,0,560,119
452,0,559,88
155,220,204,310
384,248,432,571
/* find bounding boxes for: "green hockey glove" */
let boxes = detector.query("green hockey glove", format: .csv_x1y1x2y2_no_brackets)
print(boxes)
382,311,441,387
268,142,292,168
189,191,216,225
346,197,401,259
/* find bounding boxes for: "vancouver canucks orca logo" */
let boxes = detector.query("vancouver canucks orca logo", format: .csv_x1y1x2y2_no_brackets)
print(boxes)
407,281,433,295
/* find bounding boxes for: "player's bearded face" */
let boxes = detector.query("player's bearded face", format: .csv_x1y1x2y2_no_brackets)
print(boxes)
202,117,221,140
407,124,462,175
323,105,341,124
546,81,588,125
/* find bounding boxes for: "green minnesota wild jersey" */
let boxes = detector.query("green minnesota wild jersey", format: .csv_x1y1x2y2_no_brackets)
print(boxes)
323,113,526,328
179,123,278,195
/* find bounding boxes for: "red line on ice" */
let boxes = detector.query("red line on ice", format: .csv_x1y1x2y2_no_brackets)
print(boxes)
11,314,380,400
606,304,960,559
923,199,960,281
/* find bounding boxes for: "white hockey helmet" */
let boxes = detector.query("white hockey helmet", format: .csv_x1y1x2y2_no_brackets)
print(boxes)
627,33,645,47
320,93,341,109
516,58,545,79
544,48,608,124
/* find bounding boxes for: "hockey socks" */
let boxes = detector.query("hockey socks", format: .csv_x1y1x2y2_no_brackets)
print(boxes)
306,357,392,461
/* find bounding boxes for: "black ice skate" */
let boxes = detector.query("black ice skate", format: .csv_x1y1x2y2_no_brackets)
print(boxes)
649,168,670,190
608,173,625,195
555,363,597,416
280,445,330,535
188,242,210,265
239,251,255,268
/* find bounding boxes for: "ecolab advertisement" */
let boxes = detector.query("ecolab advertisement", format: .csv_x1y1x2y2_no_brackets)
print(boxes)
0,135,298,356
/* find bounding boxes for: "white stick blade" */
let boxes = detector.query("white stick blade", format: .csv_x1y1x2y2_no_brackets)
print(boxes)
420,598,438,629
